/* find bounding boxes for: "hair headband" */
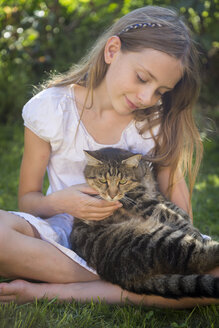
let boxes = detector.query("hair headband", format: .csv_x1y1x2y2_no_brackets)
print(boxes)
118,22,163,35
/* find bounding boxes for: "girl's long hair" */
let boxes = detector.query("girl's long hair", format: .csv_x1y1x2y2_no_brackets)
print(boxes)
42,6,203,199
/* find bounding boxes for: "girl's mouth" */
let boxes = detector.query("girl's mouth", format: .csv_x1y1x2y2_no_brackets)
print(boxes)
125,96,138,110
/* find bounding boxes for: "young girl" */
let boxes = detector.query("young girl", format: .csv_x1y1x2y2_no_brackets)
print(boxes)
0,5,218,307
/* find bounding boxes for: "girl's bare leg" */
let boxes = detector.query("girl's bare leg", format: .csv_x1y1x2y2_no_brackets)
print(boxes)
0,209,218,308
0,210,97,282
0,278,219,308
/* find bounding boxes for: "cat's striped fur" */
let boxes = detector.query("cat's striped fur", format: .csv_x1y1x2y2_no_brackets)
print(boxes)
70,147,219,299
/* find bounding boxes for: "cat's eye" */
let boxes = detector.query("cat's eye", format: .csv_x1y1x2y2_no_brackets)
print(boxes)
99,178,107,183
119,179,127,185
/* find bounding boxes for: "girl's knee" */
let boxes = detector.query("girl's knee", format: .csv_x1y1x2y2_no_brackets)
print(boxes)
0,210,35,237
0,222,12,251
0,209,8,219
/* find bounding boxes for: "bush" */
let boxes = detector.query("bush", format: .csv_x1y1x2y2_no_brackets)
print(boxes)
0,0,218,123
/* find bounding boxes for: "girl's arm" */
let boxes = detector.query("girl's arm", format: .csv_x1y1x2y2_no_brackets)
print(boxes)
18,128,121,219
18,127,52,216
156,167,193,220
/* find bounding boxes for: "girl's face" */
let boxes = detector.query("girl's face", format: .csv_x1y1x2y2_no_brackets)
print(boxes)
103,37,183,116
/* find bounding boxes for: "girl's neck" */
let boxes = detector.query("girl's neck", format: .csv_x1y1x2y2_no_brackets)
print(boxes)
92,81,116,117
74,82,132,121
73,83,133,145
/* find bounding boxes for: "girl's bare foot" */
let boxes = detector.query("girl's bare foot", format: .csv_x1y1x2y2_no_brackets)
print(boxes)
0,280,47,304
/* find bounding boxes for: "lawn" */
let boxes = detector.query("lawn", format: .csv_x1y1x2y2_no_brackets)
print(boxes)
0,123,218,328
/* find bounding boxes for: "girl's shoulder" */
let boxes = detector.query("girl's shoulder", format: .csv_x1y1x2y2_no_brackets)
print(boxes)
22,85,76,150
24,85,73,110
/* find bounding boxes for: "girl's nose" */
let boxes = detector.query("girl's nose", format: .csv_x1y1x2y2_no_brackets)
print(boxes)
137,87,157,108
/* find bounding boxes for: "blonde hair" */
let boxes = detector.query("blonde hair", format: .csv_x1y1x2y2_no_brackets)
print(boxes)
44,6,203,198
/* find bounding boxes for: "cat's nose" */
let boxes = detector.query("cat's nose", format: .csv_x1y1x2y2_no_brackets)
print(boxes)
109,188,118,200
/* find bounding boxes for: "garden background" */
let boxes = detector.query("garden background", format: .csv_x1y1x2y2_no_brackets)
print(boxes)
0,0,219,327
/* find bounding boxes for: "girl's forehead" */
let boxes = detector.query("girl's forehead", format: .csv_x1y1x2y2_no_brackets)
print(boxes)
126,48,183,88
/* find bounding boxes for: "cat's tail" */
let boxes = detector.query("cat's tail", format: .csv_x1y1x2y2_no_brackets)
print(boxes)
132,274,219,299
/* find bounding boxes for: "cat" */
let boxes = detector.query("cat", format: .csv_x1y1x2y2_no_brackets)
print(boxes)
70,147,219,299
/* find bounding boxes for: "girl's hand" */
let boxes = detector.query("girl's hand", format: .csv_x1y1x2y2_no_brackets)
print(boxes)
50,183,122,220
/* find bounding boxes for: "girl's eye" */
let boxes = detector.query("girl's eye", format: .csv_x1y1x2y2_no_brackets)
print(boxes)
156,91,162,97
119,179,127,185
137,74,147,83
99,178,107,183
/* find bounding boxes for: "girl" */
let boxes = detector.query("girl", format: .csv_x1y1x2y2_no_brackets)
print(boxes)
0,6,218,307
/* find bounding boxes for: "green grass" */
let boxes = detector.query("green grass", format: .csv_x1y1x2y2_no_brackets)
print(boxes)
0,299,219,328
193,139,219,239
0,123,218,328
0,124,24,210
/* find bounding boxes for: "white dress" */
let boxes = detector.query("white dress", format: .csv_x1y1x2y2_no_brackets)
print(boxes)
11,84,159,274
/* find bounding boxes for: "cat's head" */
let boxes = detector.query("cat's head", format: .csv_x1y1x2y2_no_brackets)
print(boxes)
84,147,150,201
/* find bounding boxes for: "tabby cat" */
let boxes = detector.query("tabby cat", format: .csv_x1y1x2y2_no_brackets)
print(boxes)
70,147,219,299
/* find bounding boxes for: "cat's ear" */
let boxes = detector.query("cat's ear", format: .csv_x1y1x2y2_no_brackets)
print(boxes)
122,154,142,168
84,150,103,166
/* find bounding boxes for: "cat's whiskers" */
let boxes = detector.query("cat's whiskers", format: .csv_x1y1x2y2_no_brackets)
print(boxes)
123,195,137,206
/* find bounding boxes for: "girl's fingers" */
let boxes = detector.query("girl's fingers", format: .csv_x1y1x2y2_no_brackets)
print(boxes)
83,206,121,218
77,184,122,208
95,202,122,209
79,202,123,220
77,184,99,195
82,192,120,208
87,204,122,213
88,198,122,209
87,197,119,208
86,213,114,221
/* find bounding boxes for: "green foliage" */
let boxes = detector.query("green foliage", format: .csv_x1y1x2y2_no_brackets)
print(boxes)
0,0,218,123
0,0,124,122
0,124,23,210
0,124,49,210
